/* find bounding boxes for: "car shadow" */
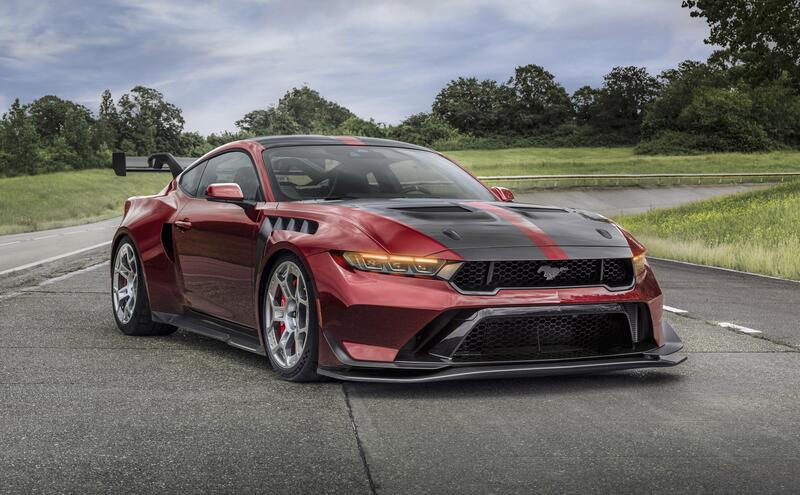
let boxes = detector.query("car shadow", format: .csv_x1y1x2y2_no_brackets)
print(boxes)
343,370,684,399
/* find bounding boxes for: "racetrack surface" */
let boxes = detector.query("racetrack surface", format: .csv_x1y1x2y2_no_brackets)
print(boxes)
1,263,799,493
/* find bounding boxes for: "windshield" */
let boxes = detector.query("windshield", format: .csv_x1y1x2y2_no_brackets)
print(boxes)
263,145,495,201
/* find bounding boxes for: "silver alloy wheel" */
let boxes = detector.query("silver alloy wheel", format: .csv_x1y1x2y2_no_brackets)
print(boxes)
112,243,139,324
265,260,310,369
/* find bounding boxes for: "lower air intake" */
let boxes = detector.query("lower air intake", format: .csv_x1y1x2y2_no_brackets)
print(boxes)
451,313,634,361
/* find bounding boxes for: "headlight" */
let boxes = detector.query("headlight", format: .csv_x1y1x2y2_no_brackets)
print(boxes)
343,252,448,277
632,252,648,278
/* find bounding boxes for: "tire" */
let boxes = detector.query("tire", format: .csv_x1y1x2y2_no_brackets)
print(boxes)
111,238,178,336
262,253,320,381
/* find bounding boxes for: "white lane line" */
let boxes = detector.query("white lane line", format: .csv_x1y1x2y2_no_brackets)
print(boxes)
32,234,58,240
0,241,111,276
38,261,108,286
663,305,688,314
0,241,21,247
0,262,108,301
717,322,763,334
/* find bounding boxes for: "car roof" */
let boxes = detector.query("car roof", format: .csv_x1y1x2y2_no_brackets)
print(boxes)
248,135,432,152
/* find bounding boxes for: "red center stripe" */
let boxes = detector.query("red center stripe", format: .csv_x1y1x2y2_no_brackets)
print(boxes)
469,202,568,260
334,136,365,146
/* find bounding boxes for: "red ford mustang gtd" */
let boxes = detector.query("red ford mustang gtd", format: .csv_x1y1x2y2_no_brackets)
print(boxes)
110,135,685,382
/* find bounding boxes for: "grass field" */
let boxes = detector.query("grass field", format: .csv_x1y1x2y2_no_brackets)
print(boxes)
2,146,800,234
0,169,170,234
447,147,800,176
618,181,800,280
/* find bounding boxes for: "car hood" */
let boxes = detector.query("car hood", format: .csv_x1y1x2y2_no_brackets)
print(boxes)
336,198,633,261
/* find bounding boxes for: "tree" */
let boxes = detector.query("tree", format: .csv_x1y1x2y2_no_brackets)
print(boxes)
116,86,185,155
94,89,119,149
506,64,572,134
62,107,94,168
592,66,661,140
571,86,601,125
28,95,93,144
678,86,772,151
278,86,354,133
389,113,462,146
0,99,41,176
334,117,386,138
206,130,254,148
432,77,510,136
237,86,356,136
178,131,213,156
640,60,728,140
683,0,800,87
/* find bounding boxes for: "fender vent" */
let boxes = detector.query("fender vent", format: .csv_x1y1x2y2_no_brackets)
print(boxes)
161,224,175,261
269,216,318,234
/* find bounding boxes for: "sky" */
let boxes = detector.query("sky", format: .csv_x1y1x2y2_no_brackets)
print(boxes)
0,0,715,135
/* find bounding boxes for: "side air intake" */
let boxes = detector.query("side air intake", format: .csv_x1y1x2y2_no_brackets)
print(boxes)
269,216,319,234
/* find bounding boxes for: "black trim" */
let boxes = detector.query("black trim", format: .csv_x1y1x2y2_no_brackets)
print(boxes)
152,309,265,355
148,153,184,178
318,353,685,383
160,224,175,261
449,259,636,295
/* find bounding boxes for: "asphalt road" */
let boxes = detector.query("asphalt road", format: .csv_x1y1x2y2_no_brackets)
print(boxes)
0,184,763,275
651,258,800,347
514,183,764,216
1,262,798,493
0,218,118,275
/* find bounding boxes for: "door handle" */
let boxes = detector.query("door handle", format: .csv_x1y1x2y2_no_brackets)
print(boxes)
174,220,192,231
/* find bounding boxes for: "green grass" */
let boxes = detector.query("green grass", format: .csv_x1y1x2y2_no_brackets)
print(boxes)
617,181,800,280
447,147,800,176
0,169,171,234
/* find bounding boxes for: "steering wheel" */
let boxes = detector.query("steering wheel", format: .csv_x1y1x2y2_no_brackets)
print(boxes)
401,185,433,196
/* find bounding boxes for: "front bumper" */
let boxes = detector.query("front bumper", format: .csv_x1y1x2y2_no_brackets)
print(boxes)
308,251,684,383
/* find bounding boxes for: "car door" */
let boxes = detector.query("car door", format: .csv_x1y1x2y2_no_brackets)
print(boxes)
172,150,264,329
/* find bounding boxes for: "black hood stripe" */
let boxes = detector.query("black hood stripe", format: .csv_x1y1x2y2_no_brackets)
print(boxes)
467,202,568,260
348,201,544,259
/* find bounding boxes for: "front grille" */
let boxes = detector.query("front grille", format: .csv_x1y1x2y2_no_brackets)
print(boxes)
450,258,633,293
451,313,633,361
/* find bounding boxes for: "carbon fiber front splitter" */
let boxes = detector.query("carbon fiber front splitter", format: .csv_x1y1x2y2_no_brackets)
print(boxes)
318,354,685,383
318,321,686,383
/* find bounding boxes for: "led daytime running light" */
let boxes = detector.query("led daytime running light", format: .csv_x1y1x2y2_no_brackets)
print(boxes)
343,252,447,276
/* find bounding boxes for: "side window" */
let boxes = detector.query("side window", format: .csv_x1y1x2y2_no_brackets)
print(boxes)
198,151,262,201
178,161,207,197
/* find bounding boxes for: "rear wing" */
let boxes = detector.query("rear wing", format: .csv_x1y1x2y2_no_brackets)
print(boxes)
112,152,185,178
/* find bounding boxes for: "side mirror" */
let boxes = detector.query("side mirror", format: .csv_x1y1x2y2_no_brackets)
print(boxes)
205,183,254,208
490,186,515,202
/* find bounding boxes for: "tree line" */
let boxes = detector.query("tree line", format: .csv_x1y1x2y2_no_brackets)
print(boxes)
1,0,798,176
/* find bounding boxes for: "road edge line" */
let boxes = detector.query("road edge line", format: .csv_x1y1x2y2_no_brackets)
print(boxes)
0,241,111,277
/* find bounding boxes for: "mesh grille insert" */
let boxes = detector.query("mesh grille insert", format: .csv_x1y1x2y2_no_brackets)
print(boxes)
452,313,633,361
450,258,633,292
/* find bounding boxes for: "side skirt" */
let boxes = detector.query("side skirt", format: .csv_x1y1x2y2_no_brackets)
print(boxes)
152,310,266,356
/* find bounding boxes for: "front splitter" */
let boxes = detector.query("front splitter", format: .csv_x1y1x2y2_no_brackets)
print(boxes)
317,353,686,383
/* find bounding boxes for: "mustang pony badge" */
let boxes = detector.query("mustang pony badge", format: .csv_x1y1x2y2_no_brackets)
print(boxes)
538,265,569,281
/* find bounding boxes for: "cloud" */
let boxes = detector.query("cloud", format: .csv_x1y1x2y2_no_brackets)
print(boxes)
0,0,715,134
